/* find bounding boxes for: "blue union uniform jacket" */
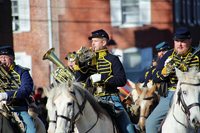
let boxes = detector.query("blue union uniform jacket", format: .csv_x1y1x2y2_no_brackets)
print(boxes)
152,46,200,90
75,49,126,97
1,63,34,107
138,66,156,87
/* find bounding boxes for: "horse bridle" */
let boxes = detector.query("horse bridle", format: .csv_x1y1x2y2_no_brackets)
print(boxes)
56,91,98,133
139,96,155,119
56,91,86,132
174,82,200,132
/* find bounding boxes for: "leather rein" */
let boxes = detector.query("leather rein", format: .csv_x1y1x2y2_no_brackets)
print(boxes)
173,82,200,132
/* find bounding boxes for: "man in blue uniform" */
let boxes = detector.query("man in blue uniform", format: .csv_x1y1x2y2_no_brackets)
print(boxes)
0,46,36,133
138,41,170,86
75,29,135,133
145,27,200,132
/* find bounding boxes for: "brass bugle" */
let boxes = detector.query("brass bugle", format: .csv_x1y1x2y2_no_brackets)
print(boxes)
43,48,75,83
67,46,95,63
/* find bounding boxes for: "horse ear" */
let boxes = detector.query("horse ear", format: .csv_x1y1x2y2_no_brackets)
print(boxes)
53,79,58,88
43,86,50,96
149,84,156,94
196,71,200,79
68,80,74,91
175,67,184,80
135,83,142,95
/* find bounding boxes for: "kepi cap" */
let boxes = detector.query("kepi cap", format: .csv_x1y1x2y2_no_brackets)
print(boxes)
156,41,170,51
107,39,117,46
173,27,191,40
152,55,158,62
0,46,14,56
88,29,109,40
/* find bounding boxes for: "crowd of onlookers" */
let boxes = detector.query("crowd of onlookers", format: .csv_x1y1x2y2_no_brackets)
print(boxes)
32,87,48,130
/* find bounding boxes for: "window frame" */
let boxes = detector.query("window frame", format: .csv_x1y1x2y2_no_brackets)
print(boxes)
110,0,151,28
11,0,31,32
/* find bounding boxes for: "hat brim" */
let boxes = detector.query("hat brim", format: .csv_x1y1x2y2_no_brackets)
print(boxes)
88,35,103,40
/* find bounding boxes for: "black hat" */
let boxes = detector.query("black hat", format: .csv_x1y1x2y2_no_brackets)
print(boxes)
88,29,109,40
0,46,14,56
156,41,170,51
152,55,158,62
173,27,191,40
107,39,117,46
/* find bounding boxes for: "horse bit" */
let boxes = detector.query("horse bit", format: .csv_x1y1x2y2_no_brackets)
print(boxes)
174,82,200,132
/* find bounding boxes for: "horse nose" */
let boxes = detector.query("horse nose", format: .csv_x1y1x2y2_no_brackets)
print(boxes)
137,125,145,132
192,118,200,127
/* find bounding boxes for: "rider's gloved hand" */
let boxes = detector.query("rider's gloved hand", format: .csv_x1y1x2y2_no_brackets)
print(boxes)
162,58,174,76
164,58,173,66
0,92,8,101
90,74,101,83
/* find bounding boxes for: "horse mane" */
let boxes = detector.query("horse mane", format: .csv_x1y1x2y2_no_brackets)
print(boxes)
50,81,109,119
72,82,109,119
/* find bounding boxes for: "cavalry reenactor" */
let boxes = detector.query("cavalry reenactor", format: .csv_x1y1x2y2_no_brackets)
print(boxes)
75,29,136,133
0,46,37,133
138,41,170,87
146,27,200,132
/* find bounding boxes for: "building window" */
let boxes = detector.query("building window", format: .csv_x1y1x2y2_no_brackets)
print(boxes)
11,0,19,31
113,47,152,82
175,0,200,26
110,0,151,28
122,0,140,24
11,0,31,32
198,0,200,25
15,52,32,76
187,0,196,26
175,0,186,24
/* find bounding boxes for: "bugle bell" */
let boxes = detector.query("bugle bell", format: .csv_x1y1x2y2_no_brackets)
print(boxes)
43,48,75,83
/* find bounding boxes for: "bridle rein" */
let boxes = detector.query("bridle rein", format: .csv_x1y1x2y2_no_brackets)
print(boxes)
174,82,200,132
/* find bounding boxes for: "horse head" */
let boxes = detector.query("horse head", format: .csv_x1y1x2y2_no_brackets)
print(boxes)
175,68,200,129
47,80,111,133
135,83,160,132
43,85,57,133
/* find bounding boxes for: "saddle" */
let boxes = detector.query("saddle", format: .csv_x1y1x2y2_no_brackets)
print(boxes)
97,97,123,117
0,103,25,133
123,103,140,124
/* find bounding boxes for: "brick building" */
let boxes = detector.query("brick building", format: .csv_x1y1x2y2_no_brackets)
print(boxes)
11,0,175,87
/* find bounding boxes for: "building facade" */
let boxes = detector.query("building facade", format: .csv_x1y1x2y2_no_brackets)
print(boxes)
11,0,174,87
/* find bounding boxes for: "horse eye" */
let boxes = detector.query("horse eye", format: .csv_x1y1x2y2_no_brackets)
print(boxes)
183,91,187,94
149,105,153,109
68,103,73,106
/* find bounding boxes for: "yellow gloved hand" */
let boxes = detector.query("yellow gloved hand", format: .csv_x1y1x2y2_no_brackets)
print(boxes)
161,64,174,76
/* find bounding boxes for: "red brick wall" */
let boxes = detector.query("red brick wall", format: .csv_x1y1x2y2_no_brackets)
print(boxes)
13,0,173,88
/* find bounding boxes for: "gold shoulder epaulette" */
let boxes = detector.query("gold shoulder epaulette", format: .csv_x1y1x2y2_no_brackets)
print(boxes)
17,65,30,71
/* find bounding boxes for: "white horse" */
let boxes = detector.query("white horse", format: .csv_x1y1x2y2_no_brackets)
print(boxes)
43,86,57,133
162,68,200,133
44,81,117,133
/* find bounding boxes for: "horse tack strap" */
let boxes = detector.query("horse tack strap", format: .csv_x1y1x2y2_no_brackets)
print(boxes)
180,82,200,86
49,120,56,123
142,96,154,100
57,115,71,121
73,92,87,120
